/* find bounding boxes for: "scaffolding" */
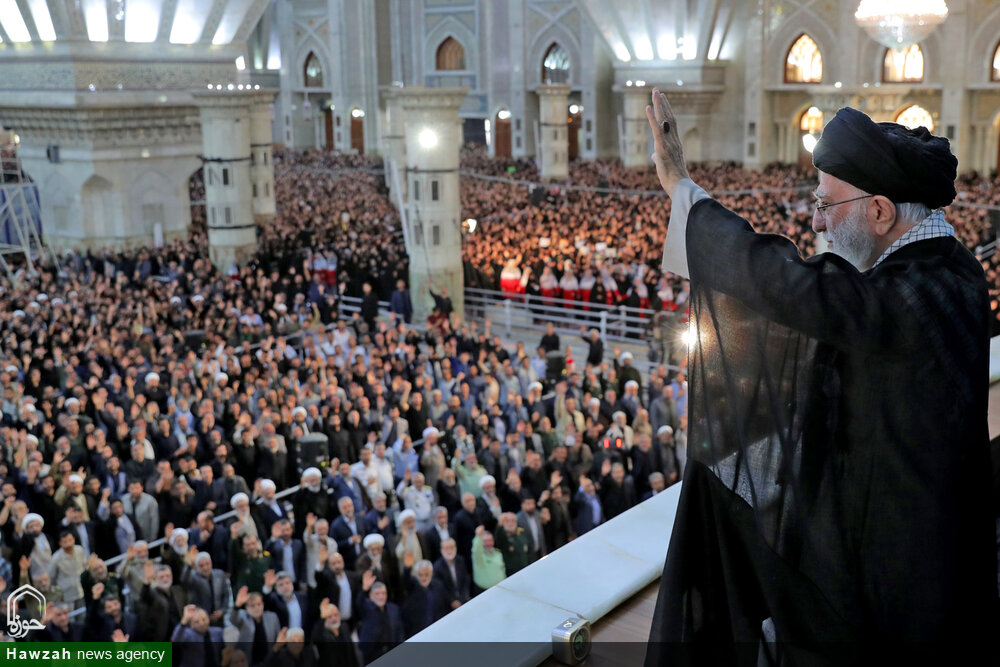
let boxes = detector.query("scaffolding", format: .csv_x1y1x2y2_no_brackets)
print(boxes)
0,128,48,283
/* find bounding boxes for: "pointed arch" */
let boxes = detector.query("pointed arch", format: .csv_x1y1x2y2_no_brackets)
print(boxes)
303,51,323,87
883,44,923,83
968,5,1000,83
424,17,477,79
541,43,570,84
528,23,581,87
435,36,465,71
767,9,838,86
784,34,822,83
895,105,934,132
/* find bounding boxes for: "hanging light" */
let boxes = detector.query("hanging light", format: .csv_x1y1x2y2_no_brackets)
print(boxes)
855,1,948,49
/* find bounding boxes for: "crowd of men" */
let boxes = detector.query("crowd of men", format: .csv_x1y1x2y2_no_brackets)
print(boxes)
0,145,996,664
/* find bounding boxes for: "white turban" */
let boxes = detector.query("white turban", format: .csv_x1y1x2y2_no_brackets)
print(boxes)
620,351,633,362
478,475,496,490
259,479,276,492
625,380,639,390
302,467,321,480
612,411,625,422
292,406,307,418
145,372,159,384
68,474,83,484
529,382,543,392
169,528,188,545
363,534,385,549
657,425,674,436
21,513,43,531
421,427,439,439
230,492,249,508
397,509,416,524
214,372,228,384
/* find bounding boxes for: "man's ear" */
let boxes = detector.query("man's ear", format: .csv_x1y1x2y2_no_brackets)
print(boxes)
868,195,898,237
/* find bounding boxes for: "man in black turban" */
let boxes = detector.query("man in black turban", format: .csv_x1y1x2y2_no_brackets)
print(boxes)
644,94,997,665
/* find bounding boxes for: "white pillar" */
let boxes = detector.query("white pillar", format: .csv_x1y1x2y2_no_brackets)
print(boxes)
193,92,257,270
381,86,408,206
249,92,276,224
535,84,571,179
618,87,651,168
398,86,468,322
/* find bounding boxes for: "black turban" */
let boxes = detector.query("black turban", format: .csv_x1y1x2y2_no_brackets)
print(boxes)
812,107,957,209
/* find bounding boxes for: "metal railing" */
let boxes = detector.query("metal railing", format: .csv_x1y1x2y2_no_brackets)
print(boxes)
464,286,683,343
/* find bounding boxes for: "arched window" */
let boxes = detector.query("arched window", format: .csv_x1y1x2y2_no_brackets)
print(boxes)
991,40,1000,81
542,43,570,84
883,44,923,82
799,106,823,132
895,104,934,132
784,34,822,83
304,52,323,88
436,37,466,70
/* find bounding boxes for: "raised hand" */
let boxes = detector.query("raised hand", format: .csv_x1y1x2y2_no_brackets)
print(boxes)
319,597,335,619
264,569,276,590
92,582,105,600
362,569,376,592
403,551,415,569
235,586,250,608
645,88,690,196
111,629,129,643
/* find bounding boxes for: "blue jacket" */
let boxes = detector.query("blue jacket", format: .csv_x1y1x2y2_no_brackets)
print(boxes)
390,289,413,323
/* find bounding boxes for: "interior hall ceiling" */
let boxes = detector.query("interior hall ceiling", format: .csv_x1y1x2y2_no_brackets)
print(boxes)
0,0,271,47
574,0,743,62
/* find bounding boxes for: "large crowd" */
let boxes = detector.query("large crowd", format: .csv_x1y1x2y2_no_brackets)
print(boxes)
0,143,996,665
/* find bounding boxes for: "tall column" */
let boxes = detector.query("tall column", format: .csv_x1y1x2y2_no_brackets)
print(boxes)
535,84,571,179
380,86,408,207
617,86,652,168
398,87,469,322
249,92,276,224
193,92,257,270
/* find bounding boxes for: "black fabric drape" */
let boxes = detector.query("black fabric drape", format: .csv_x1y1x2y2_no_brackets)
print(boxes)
646,199,998,665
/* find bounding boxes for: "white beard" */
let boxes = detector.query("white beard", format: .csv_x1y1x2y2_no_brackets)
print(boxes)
825,203,876,270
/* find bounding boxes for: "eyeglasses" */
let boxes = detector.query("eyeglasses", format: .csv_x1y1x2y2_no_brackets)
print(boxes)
813,194,873,215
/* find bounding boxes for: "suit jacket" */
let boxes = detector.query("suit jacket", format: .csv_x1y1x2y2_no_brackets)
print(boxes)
331,515,370,570
181,566,232,616
139,583,186,642
255,498,289,535
516,510,547,558
355,550,402,603
86,605,138,643
571,491,601,537
400,576,449,638
312,568,362,624
228,607,281,657
356,598,405,663
420,524,454,564
433,555,471,606
170,625,224,667
190,524,230,572
122,493,159,542
267,537,307,581
265,590,312,630
332,475,370,512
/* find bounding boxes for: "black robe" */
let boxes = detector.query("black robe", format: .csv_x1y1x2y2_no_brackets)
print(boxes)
647,199,997,665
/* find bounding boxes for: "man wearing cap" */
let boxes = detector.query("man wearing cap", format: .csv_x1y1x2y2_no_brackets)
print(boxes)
645,91,996,656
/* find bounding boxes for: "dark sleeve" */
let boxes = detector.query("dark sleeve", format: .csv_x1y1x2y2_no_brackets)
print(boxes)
685,199,919,353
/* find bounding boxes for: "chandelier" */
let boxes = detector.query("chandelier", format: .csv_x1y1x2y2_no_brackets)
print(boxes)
855,1,948,49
